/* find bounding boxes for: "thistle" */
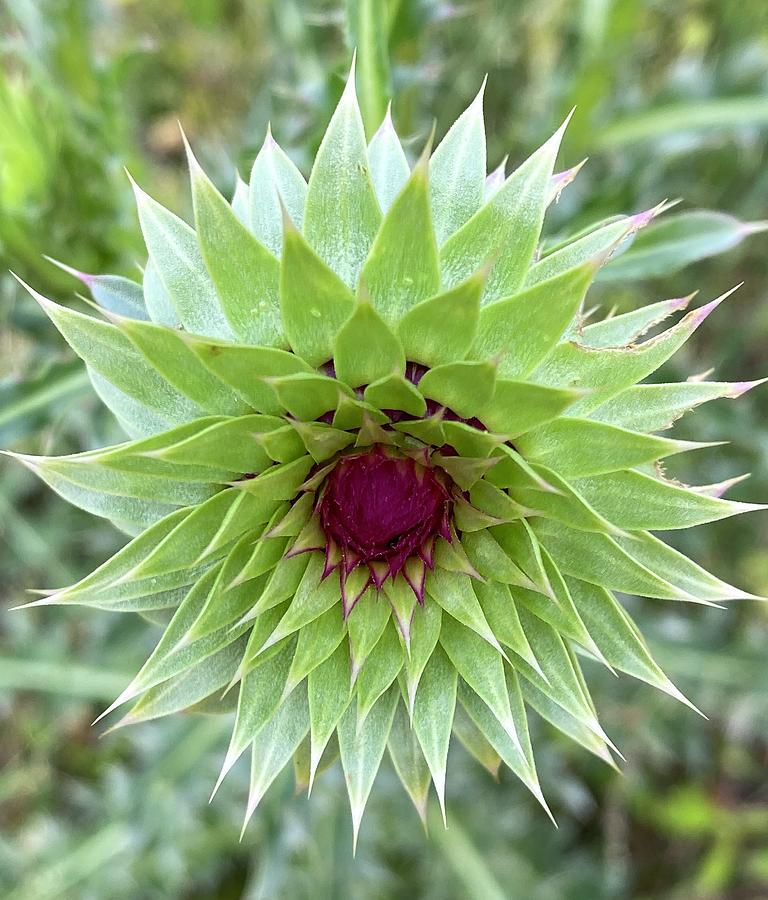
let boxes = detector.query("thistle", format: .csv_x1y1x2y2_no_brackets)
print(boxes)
8,61,766,844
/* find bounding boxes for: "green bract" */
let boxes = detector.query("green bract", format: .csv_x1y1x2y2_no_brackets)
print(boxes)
9,62,766,843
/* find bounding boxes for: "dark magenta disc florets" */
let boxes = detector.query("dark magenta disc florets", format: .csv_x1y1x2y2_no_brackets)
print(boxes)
317,445,453,607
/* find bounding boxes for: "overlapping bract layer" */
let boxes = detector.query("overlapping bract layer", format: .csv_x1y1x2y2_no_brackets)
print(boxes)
9,63,766,841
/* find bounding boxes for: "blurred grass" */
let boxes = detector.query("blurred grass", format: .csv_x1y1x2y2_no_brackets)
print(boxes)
1,1,768,897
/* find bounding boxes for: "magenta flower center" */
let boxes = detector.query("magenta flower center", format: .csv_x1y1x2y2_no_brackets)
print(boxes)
318,445,453,579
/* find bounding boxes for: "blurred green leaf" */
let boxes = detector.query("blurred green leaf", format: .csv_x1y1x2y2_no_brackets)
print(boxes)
347,0,392,137
600,211,768,281
0,360,90,445
0,656,132,699
598,97,768,148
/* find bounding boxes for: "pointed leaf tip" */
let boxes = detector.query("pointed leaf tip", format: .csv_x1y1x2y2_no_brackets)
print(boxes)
417,121,438,170
44,255,94,285
729,376,768,397
629,197,681,230
560,106,576,133
477,74,488,99
689,283,741,327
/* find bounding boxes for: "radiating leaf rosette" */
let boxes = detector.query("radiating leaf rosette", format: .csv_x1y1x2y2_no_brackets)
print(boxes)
7,60,767,843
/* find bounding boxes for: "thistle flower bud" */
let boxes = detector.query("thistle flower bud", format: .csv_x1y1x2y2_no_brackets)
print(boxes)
8,60,766,843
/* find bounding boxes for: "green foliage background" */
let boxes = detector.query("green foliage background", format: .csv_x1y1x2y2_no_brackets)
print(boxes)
1,1,767,897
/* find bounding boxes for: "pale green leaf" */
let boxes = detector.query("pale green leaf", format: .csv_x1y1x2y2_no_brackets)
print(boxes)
614,529,757,602
333,299,405,387
184,333,312,412
220,639,296,783
427,567,504,653
231,173,249,224
248,130,307,255
457,678,540,797
429,83,486,244
290,420,356,462
451,703,501,778
382,576,418,649
490,520,552,597
403,600,442,714
388,701,432,822
567,578,695,706
417,360,496,418
185,535,271,641
589,380,764,432
17,281,202,424
482,380,581,437
338,684,399,848
439,616,519,746
243,682,309,830
441,117,568,301
531,290,734,415
188,146,283,346
516,418,709,478
286,605,346,693
115,316,249,415
303,66,381,288
29,507,193,606
126,415,291,473
432,453,499,491
309,642,352,786
459,530,537,591
442,422,507,459
98,564,246,718
332,394,390,431
246,554,310,621
363,374,426,417
232,455,313,501
89,274,147,320
520,676,614,766
485,444,561,494
411,645,456,818
533,518,753,603
516,606,611,746
259,555,342,651
49,258,148,320
397,269,484,368
360,148,440,326
511,548,607,664
122,637,246,725
230,529,288,591
132,180,233,338
88,369,172,438
473,261,596,377
503,462,623,535
347,590,391,679
571,468,765,530
350,2,392,136
356,621,403,724
142,258,179,326
468,479,529,521
391,415,446,448
267,372,354,420
473,581,542,674
280,219,357,367
367,107,409,212
11,451,216,527
526,214,639,286
134,488,279,579
580,295,691,348
533,517,695,601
